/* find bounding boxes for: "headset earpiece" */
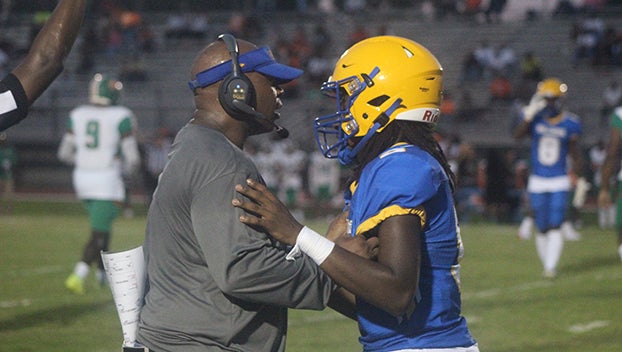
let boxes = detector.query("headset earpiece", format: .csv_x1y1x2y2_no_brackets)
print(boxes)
217,33,257,122
219,71,255,120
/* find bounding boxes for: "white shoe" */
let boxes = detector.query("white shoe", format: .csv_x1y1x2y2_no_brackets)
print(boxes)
561,221,581,241
517,217,533,240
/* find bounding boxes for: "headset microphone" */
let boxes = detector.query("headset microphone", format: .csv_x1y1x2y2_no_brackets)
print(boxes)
273,124,289,139
231,100,290,139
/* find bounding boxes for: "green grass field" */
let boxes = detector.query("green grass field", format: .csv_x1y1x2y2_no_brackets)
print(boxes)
1,200,621,351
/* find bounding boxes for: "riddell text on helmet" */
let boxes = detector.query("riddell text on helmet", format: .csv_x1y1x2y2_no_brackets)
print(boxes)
422,110,439,123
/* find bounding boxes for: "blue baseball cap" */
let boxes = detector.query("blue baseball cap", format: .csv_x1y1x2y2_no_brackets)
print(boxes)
188,46,303,91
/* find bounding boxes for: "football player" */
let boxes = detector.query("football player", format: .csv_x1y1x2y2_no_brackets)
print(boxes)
0,0,86,131
234,35,479,351
58,74,140,294
514,77,584,278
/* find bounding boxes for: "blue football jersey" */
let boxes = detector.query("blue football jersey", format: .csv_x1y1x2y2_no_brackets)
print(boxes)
344,143,476,351
527,111,582,178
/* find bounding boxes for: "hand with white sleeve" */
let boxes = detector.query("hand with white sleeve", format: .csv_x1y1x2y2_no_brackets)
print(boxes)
521,93,546,123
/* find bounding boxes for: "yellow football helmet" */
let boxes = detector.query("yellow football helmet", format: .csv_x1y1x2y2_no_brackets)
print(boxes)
536,77,567,98
535,77,567,118
313,36,443,165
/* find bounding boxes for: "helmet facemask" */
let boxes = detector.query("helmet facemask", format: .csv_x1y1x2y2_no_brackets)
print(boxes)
313,71,372,162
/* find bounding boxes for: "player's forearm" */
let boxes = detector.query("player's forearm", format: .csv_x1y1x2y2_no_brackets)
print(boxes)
321,245,418,317
327,287,357,321
13,0,87,103
283,227,413,315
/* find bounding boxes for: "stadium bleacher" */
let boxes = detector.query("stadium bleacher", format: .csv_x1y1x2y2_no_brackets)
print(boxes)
2,5,621,192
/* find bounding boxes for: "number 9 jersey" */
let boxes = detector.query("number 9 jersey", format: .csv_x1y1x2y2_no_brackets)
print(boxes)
65,104,135,201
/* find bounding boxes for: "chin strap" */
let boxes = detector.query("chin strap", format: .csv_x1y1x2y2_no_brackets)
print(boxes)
337,121,382,166
337,98,403,166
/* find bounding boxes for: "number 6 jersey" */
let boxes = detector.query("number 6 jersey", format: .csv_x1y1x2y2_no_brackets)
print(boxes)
527,111,582,192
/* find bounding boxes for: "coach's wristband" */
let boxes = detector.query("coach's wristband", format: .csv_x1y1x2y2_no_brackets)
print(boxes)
295,226,335,265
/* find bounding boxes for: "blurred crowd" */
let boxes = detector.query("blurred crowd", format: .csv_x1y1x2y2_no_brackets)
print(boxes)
0,0,621,220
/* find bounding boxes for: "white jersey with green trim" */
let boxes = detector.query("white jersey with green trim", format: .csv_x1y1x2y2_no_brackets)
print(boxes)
69,104,134,201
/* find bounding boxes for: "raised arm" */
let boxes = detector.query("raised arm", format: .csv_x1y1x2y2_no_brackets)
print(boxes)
514,93,545,140
12,0,87,104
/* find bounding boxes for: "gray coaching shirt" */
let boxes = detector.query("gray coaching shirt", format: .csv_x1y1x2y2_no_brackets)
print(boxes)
138,124,335,351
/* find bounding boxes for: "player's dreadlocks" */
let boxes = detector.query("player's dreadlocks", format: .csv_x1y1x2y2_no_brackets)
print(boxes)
350,120,456,192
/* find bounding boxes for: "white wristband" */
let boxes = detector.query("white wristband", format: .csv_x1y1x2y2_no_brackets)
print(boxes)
294,226,335,265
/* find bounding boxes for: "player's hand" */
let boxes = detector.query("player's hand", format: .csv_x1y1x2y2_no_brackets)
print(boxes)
326,211,349,242
334,234,379,260
521,93,546,123
233,179,303,245
325,211,378,259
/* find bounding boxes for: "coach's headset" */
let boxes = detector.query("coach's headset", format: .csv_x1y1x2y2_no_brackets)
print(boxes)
218,33,258,122
201,33,289,138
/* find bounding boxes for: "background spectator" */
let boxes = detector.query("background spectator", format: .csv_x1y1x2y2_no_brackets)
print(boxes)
454,142,485,222
489,73,514,102
490,41,517,78
473,39,495,80
601,80,622,126
485,0,507,23
460,49,484,84
308,150,341,206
